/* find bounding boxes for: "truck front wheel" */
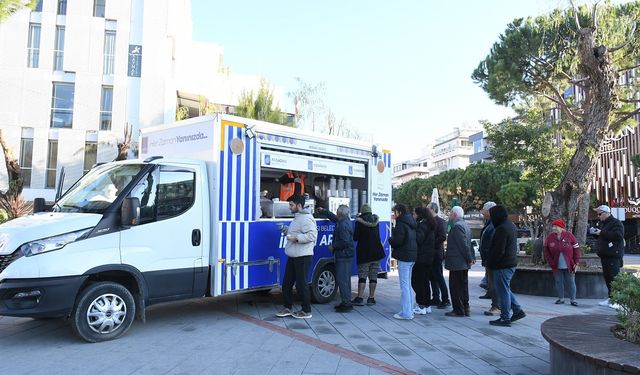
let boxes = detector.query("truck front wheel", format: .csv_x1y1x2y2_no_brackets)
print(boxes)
71,282,136,343
310,264,337,303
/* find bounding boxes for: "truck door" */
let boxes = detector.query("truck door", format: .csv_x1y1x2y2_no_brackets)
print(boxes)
120,164,204,303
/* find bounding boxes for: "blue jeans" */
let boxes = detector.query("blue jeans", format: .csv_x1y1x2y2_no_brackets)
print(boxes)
493,267,523,321
553,269,576,301
335,258,352,305
398,261,415,318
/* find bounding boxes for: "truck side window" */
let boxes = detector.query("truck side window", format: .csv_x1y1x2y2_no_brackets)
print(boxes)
156,169,195,219
129,168,158,224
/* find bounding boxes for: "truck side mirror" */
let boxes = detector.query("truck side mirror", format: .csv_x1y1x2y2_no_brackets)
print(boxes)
121,197,141,227
33,198,46,213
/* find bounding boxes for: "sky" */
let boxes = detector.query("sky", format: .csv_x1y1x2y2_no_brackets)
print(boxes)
191,0,572,162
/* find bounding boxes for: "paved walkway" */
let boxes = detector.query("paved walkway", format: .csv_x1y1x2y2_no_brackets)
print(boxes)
0,262,624,375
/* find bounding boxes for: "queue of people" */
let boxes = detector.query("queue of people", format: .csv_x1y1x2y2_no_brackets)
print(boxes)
277,196,625,324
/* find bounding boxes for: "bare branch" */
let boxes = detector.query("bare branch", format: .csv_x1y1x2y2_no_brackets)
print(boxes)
610,21,637,53
591,1,600,30
611,107,640,129
618,63,640,73
537,76,583,126
620,99,640,103
569,0,581,29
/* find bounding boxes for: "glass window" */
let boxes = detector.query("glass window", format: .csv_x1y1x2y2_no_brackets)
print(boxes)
53,26,65,71
19,137,34,188
57,0,66,15
103,31,116,75
130,167,195,224
27,23,41,68
34,0,43,12
83,142,97,175
51,82,74,128
99,86,113,130
46,140,58,188
94,0,105,17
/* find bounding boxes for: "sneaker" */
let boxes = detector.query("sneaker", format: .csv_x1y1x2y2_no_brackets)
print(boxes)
489,318,511,327
335,304,353,313
479,283,488,290
351,297,365,306
555,299,565,304
570,301,578,307
598,299,610,306
479,294,491,299
484,306,501,316
444,311,465,317
437,301,451,309
393,313,413,320
276,307,293,317
413,306,432,315
510,310,526,322
292,310,312,319
366,298,376,306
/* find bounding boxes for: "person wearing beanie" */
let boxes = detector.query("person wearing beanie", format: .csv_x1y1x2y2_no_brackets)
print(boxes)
543,218,581,306
351,204,386,306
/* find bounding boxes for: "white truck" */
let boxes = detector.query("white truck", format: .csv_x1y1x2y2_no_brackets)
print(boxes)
0,114,393,342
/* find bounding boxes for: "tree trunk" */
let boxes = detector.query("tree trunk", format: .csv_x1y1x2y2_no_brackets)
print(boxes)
0,129,27,219
548,28,617,234
574,192,590,244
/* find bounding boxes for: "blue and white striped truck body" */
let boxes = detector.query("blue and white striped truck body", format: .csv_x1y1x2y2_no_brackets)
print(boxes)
0,114,392,342
139,114,393,298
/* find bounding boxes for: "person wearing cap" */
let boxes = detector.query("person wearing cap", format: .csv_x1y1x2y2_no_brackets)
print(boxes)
479,201,501,316
543,218,581,306
351,204,386,306
592,205,625,308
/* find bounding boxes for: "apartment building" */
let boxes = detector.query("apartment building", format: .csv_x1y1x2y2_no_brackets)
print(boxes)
429,126,481,176
0,0,284,201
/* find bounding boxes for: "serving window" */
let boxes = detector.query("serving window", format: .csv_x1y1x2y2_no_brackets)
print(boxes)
258,149,369,219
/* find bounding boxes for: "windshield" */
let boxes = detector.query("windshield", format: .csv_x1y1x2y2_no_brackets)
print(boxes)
53,163,145,214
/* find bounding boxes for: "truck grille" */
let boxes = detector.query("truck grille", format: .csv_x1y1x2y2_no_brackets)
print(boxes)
0,250,21,274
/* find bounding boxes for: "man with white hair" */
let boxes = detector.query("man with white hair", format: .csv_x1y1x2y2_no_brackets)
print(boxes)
444,206,475,317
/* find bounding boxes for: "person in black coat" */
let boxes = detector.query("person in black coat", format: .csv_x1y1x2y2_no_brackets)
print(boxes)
389,203,417,319
427,202,450,308
411,206,437,314
592,205,625,306
352,204,386,306
487,205,526,327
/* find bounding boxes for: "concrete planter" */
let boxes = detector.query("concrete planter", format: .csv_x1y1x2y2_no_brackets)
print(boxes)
513,254,608,299
542,315,640,375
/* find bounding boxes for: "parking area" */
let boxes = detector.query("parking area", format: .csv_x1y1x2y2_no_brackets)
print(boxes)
0,263,622,375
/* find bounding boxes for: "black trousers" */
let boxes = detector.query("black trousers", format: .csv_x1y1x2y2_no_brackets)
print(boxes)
601,257,623,298
449,270,469,314
282,255,312,313
430,260,450,303
411,261,433,307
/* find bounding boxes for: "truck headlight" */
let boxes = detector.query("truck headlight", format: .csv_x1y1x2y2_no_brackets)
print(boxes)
20,228,92,257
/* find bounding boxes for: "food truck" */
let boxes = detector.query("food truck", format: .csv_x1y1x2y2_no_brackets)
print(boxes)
0,114,393,342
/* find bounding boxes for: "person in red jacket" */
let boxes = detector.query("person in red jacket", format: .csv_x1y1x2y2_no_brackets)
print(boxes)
543,218,581,306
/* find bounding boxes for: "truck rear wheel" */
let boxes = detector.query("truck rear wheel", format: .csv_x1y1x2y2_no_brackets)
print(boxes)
71,282,136,343
311,264,337,303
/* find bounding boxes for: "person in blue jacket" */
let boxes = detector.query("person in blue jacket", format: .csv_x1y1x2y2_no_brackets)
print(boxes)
317,205,355,313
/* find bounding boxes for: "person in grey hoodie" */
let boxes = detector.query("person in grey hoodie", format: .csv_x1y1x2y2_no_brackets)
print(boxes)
444,206,475,317
276,195,318,319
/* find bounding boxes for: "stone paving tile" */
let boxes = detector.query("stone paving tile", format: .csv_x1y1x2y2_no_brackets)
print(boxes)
302,352,341,373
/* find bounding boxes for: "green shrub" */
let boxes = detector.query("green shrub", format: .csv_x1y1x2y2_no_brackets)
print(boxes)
523,240,533,255
0,209,7,225
610,272,640,344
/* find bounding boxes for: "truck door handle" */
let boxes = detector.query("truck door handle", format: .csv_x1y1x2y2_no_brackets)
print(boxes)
192,229,201,246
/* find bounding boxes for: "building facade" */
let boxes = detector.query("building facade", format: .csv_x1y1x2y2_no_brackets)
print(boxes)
469,130,492,164
429,126,480,176
0,0,285,201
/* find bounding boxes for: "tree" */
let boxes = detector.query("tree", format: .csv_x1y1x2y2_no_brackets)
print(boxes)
288,77,361,138
236,79,291,126
473,1,640,233
0,129,29,219
393,163,521,211
0,0,36,22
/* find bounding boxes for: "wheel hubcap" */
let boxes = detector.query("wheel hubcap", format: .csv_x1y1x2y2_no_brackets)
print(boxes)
86,293,127,334
317,270,335,297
